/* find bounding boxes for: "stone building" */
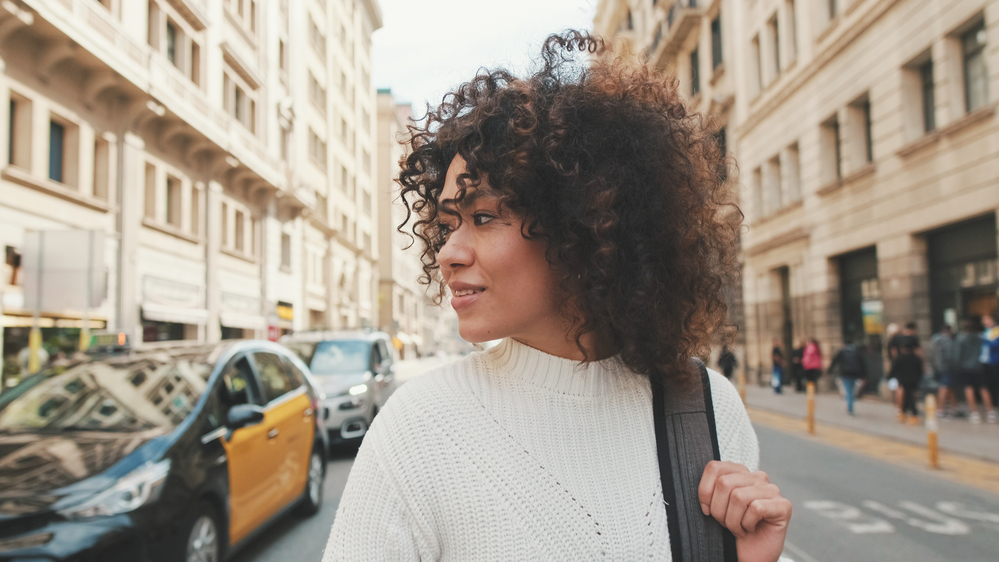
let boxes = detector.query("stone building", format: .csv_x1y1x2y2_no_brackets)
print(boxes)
596,0,999,381
735,0,998,380
0,0,382,377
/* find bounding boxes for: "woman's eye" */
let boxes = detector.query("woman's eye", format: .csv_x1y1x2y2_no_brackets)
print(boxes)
472,213,495,226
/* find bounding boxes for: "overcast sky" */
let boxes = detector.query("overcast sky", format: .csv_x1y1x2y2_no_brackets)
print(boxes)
372,0,598,116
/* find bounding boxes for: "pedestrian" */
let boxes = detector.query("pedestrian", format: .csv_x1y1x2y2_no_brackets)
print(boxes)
952,318,991,424
323,32,791,561
890,342,923,425
802,337,823,386
791,339,806,393
980,312,999,423
717,344,738,380
828,339,868,415
887,322,920,417
929,324,957,417
772,338,785,394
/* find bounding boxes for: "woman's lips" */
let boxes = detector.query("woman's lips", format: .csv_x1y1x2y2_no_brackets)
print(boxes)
450,289,483,312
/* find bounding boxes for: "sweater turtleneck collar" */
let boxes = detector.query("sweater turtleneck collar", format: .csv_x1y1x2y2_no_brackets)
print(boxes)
483,337,640,396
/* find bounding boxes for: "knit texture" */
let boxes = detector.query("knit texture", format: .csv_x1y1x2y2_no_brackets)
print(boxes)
322,338,759,561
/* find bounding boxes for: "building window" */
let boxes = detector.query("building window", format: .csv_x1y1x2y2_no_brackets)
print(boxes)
48,121,65,183
191,185,200,236
223,71,257,133
309,72,327,114
751,35,762,95
165,175,181,227
8,94,31,169
786,0,797,60
785,142,801,203
849,95,873,165
190,42,201,87
165,20,178,66
690,48,700,96
962,20,988,112
711,15,723,71
234,210,245,252
768,13,780,76
221,202,229,246
93,137,110,200
765,156,782,216
281,232,292,269
920,60,935,132
145,163,156,219
309,16,326,60
309,128,327,168
751,167,763,221
821,114,841,182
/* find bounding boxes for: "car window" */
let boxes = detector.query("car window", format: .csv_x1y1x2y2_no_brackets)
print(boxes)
371,342,383,371
282,356,309,388
253,352,302,403
309,340,371,375
220,356,260,409
377,340,393,366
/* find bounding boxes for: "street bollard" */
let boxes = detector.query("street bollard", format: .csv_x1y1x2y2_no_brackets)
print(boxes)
806,381,816,434
737,368,747,403
925,394,939,469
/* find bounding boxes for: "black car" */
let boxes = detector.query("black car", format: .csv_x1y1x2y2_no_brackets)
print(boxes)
0,340,328,561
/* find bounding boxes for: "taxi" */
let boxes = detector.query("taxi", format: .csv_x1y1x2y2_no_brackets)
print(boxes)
0,339,328,562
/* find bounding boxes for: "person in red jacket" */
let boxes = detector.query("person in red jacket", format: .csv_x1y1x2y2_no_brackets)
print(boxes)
802,338,823,384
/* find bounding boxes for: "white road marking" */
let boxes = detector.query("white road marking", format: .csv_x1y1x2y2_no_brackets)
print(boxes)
863,501,970,535
936,502,999,524
782,540,823,562
803,501,895,534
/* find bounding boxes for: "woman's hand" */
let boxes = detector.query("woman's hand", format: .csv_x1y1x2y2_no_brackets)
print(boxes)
698,460,792,562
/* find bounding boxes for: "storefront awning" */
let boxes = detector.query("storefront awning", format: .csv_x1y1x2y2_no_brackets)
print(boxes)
141,304,209,326
219,312,267,330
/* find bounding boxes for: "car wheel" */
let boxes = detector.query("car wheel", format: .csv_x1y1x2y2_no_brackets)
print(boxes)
182,501,222,562
296,448,325,516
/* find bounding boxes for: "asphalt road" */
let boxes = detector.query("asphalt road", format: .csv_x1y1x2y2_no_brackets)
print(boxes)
233,408,999,562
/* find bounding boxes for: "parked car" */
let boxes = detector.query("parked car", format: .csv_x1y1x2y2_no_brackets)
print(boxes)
0,340,328,562
280,330,397,445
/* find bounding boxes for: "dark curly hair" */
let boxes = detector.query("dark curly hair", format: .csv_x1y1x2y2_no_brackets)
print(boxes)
398,31,741,386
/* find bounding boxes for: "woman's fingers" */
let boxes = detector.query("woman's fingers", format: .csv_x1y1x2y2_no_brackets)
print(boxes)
697,460,751,515
741,496,793,534
724,484,781,536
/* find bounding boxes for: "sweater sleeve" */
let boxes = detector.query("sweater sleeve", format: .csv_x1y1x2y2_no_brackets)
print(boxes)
708,369,760,472
321,437,429,562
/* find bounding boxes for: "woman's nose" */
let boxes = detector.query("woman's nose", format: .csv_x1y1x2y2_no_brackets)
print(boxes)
438,225,472,272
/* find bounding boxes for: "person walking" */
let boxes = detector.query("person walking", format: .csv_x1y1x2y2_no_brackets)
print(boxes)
717,344,738,380
791,339,806,393
772,338,785,394
930,324,957,417
828,340,868,415
802,338,823,386
888,322,921,418
980,313,999,423
890,342,923,425
323,32,791,561
953,318,991,424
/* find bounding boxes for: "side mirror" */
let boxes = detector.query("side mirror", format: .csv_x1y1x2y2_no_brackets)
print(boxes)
227,404,265,429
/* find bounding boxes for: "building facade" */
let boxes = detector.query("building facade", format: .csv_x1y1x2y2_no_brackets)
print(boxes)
736,0,998,380
0,0,382,380
596,0,999,382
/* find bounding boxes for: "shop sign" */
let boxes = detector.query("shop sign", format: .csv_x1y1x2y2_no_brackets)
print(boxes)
861,299,884,335
276,301,294,321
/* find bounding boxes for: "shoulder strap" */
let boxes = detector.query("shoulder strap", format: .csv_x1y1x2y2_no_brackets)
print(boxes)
652,359,738,562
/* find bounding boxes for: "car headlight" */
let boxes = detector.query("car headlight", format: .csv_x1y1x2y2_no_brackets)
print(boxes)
58,459,171,519
348,384,367,396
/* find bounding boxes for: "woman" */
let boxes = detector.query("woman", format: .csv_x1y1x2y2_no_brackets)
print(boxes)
802,338,823,385
323,32,790,561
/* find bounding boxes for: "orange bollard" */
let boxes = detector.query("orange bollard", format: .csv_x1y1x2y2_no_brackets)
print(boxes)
806,381,816,434
925,394,939,469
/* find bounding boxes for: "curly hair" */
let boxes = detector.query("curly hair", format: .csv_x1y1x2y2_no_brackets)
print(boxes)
398,31,741,386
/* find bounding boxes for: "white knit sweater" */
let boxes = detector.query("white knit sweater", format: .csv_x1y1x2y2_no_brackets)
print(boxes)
322,338,759,561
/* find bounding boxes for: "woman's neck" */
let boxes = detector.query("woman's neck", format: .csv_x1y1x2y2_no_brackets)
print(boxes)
513,328,617,362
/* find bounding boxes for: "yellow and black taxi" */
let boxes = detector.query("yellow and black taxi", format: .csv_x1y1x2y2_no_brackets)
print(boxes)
0,339,328,562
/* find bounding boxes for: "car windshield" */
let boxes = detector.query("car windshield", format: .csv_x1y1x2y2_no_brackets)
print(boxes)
0,348,220,433
309,340,370,375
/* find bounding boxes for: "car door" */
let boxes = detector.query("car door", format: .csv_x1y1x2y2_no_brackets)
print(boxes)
373,339,397,408
214,354,283,546
249,351,314,512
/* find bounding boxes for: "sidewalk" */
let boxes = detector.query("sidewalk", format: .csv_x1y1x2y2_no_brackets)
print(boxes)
744,383,999,464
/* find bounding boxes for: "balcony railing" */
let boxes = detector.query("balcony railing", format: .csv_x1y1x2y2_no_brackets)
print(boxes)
648,0,703,65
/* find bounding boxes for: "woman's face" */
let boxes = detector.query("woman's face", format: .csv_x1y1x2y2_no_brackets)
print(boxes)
436,156,563,347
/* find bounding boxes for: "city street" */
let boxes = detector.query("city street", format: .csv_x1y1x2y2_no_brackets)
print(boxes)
234,364,999,562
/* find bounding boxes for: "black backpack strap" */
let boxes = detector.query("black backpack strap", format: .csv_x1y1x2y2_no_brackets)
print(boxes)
652,358,738,562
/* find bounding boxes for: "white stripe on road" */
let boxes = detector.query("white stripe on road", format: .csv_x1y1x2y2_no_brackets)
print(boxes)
782,540,823,562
